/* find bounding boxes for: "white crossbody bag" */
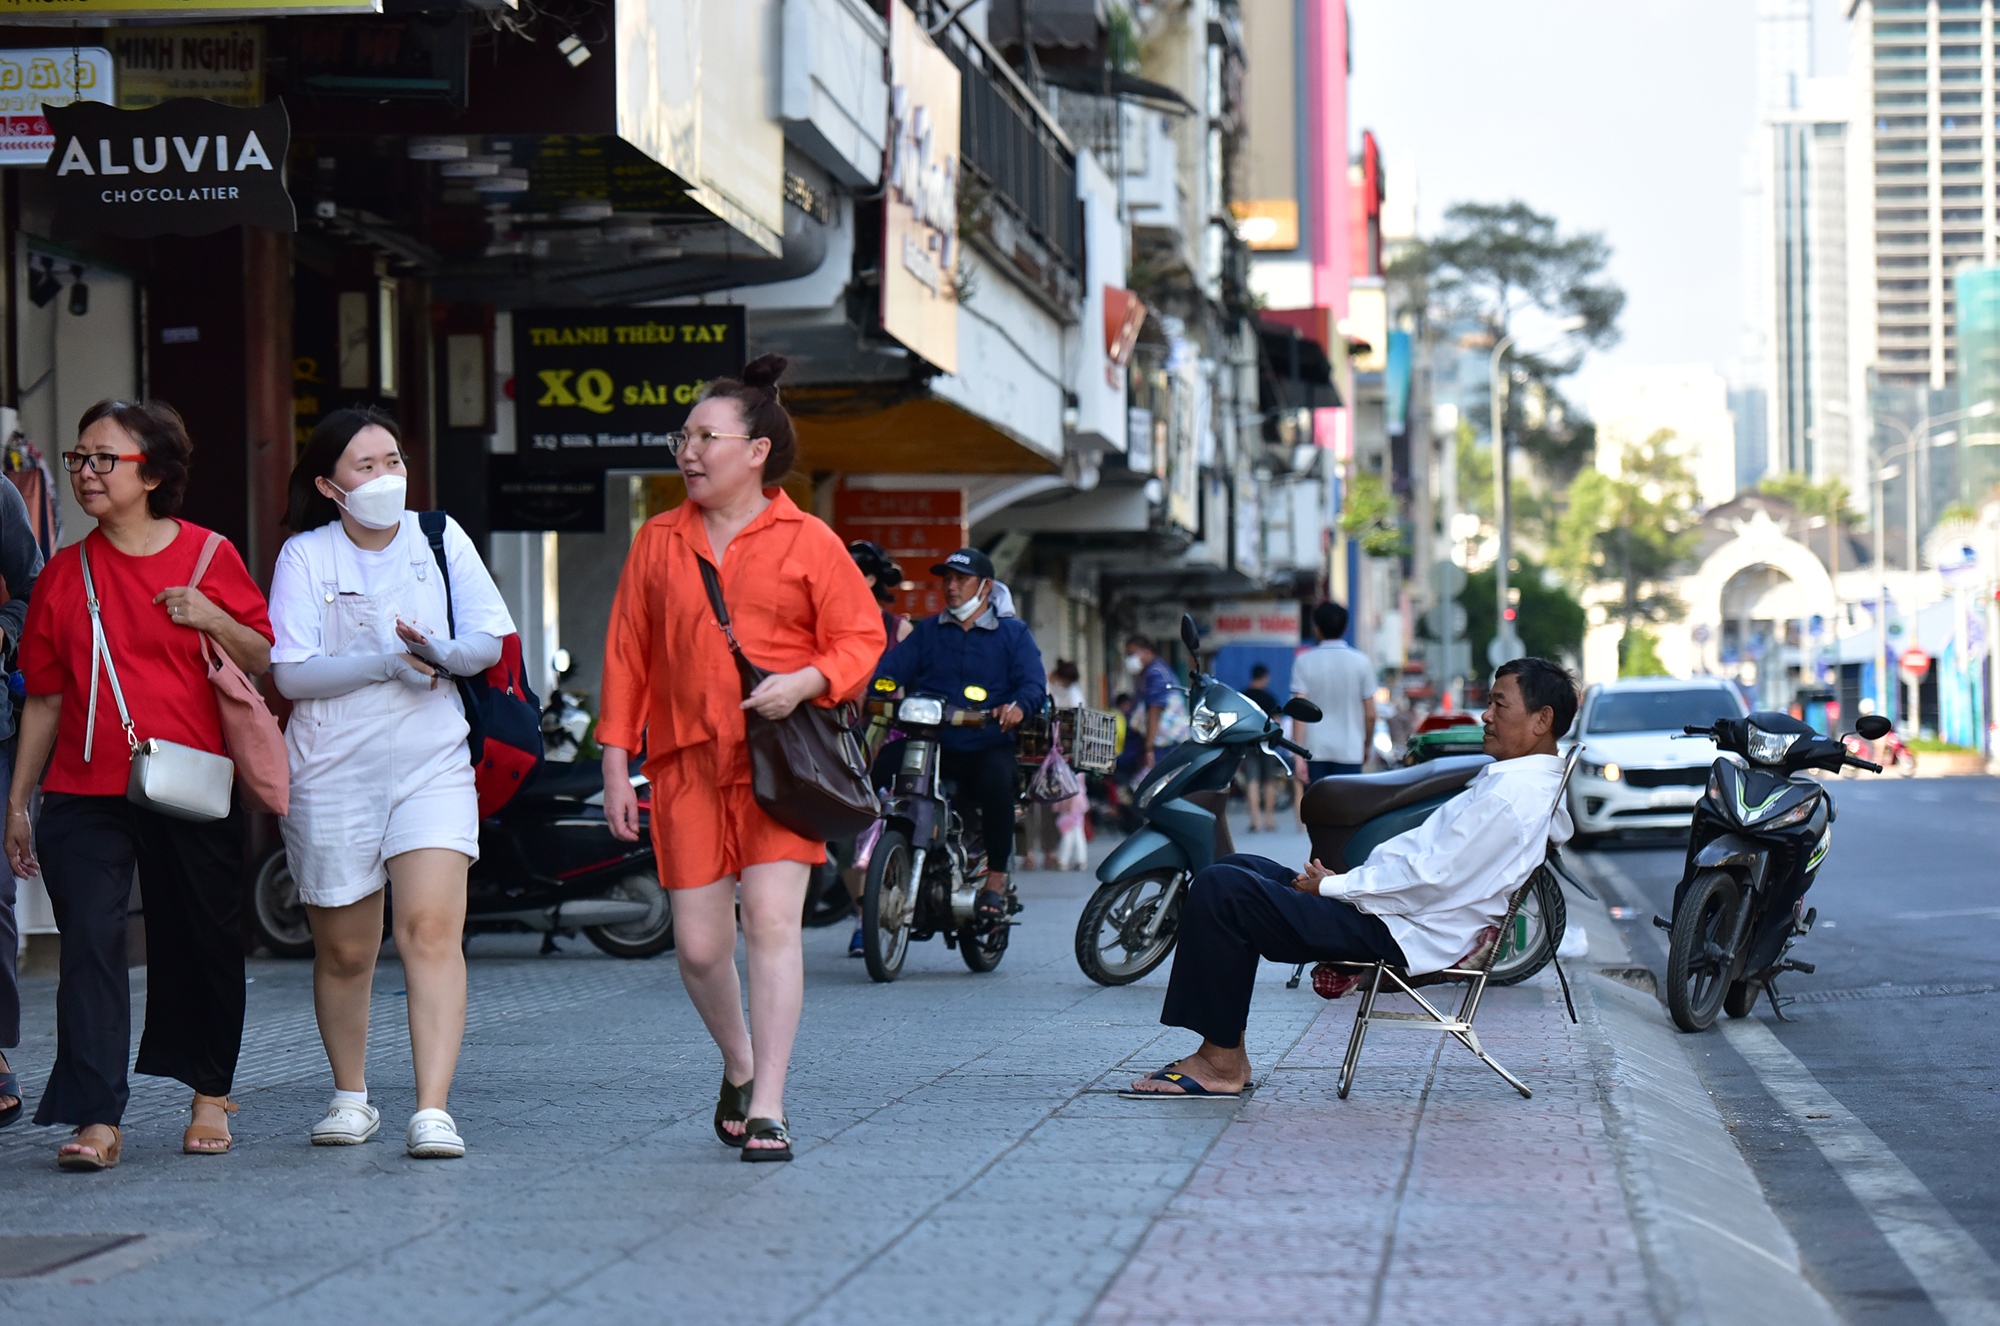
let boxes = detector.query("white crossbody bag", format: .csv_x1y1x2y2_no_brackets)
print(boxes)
78,541,235,822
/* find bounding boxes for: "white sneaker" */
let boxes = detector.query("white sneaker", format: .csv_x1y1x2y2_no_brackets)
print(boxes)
311,1098,381,1146
406,1108,466,1159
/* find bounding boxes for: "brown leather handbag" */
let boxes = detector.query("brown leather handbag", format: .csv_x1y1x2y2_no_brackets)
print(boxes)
696,557,879,840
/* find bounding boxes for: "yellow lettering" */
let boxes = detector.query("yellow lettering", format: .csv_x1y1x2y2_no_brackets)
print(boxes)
674,383,696,405
710,324,727,342
536,369,577,406
576,369,615,414
623,385,639,405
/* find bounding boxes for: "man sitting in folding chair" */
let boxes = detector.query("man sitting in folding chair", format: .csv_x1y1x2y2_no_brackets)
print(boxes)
1122,657,1575,1099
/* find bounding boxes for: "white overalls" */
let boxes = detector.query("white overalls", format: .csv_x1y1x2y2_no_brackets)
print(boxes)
280,517,479,909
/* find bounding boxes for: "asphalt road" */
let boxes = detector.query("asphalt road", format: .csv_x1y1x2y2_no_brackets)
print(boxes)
1581,775,2000,1325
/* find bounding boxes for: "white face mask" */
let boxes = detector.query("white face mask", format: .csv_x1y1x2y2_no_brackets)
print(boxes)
948,582,988,622
332,474,406,530
1124,653,1143,675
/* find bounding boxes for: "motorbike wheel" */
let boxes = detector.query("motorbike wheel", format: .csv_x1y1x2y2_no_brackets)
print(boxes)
862,830,915,983
581,872,675,958
1723,978,1762,1018
1487,866,1565,987
1667,868,1743,1033
1075,869,1185,986
958,917,1008,972
803,852,855,929
250,848,316,958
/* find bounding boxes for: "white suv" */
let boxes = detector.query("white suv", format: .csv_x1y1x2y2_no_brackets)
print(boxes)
1566,677,1748,846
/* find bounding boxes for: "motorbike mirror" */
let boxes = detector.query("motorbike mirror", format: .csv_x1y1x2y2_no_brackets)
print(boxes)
1854,714,1892,740
551,647,572,677
1179,613,1201,656
1284,696,1323,723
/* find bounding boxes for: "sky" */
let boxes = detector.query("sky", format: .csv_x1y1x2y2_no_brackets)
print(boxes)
1347,0,1837,405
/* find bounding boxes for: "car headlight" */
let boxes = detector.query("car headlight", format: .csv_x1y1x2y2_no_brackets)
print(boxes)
1746,724,1800,765
897,696,944,726
1189,702,1240,744
1581,760,1622,782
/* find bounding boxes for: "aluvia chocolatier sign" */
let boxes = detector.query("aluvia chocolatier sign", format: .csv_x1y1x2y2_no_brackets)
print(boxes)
43,97,292,238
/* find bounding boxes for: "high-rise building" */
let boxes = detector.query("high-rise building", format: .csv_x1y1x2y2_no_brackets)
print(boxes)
1850,0,1999,395
1769,77,1854,491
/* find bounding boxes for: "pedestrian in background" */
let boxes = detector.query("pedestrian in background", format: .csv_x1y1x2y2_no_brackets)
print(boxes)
1289,602,1375,782
598,356,882,1162
5,399,273,1170
0,476,44,1127
269,408,514,1160
1240,663,1285,832
1123,635,1186,772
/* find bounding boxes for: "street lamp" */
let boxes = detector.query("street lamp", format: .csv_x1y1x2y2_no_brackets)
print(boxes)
1487,314,1587,667
1870,399,1995,724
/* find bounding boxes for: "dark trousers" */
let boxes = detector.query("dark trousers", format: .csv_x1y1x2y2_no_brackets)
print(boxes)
0,741,17,1049
33,793,245,1128
941,743,1019,875
1306,760,1363,781
1161,853,1406,1050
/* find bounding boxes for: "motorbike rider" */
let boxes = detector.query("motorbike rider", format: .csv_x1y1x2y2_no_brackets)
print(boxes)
873,547,1045,929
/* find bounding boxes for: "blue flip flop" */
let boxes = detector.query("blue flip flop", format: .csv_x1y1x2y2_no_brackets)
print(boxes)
1117,1066,1253,1099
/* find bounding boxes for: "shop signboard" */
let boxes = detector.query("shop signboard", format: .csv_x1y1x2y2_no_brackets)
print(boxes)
0,48,113,167
45,97,293,237
487,457,605,533
511,305,745,473
832,486,965,621
0,0,375,21
881,0,959,374
1208,601,1302,647
110,26,263,108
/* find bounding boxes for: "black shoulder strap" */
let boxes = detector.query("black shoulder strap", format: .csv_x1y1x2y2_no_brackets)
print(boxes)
418,510,457,636
695,556,745,659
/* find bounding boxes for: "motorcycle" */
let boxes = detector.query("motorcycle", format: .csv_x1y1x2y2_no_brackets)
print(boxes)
1661,710,1890,1032
857,689,1019,982
1841,726,1915,778
1075,614,1573,988
250,760,675,960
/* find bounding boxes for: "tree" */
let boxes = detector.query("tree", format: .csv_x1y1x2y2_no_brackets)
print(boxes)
1550,430,1703,661
1757,473,1857,585
1423,201,1625,361
1427,555,1587,671
1338,470,1408,557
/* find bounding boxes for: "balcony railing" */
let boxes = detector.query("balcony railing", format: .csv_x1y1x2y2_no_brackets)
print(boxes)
942,38,1080,273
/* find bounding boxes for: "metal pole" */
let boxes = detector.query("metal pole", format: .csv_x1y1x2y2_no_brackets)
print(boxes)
1874,457,1889,720
1488,333,1514,665
1440,420,1458,692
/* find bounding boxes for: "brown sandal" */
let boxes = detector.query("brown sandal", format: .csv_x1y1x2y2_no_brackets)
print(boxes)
58,1124,121,1172
183,1094,238,1155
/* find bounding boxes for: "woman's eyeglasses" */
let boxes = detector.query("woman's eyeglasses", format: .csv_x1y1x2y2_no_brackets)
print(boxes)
62,451,146,475
665,429,752,458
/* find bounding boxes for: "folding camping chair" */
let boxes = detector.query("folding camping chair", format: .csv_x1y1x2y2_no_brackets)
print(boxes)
1311,743,1582,1100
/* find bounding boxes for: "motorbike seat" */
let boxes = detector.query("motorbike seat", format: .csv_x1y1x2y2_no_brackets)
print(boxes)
516,760,605,804
1299,755,1493,828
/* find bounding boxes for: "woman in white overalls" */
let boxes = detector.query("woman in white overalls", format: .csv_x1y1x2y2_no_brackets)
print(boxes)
268,408,516,1160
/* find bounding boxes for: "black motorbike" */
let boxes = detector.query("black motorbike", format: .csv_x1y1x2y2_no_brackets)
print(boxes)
250,760,674,960
1075,614,1573,989
857,691,1018,982
1662,710,1889,1031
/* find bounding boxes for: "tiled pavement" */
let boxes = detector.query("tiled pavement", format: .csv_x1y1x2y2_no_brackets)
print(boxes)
0,819,1804,1324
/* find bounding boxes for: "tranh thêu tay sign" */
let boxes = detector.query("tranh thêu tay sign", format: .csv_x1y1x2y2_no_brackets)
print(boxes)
44,97,292,237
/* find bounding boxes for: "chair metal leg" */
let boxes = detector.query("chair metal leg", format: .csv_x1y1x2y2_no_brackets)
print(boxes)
1287,962,1304,989
1337,963,1384,1099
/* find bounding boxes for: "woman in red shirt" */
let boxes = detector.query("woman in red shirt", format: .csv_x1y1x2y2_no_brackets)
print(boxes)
599,357,882,1161
2,400,274,1171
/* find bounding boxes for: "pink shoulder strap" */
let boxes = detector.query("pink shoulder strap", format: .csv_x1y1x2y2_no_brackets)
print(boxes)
189,530,224,588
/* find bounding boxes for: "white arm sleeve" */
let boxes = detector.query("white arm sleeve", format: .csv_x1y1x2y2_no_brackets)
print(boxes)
403,630,502,678
274,654,437,699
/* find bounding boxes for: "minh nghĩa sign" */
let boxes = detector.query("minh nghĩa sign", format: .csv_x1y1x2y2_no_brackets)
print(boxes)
512,306,746,472
44,97,292,238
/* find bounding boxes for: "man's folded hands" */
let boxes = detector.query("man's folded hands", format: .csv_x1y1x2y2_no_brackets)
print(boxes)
1291,858,1335,894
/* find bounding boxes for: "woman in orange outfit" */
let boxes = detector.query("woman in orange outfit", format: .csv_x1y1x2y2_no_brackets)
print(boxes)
599,355,882,1162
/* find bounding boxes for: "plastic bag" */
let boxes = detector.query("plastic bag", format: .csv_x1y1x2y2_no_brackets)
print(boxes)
1029,721,1083,804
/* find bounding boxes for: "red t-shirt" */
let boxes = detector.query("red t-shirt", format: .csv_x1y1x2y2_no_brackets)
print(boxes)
21,522,275,797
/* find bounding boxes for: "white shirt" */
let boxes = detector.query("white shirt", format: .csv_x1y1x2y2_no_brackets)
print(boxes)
1320,752,1572,973
270,513,515,664
1049,680,1086,709
1290,639,1374,763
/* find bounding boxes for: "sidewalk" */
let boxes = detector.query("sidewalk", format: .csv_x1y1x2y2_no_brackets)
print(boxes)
0,818,1833,1324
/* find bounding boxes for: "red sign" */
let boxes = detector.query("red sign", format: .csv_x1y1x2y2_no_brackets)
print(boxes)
832,486,966,621
1900,648,1931,675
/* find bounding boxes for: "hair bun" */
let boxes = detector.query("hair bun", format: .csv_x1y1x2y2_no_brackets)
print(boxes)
741,354,788,390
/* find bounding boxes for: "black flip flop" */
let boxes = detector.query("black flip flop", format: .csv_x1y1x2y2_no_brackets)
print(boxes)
0,1069,19,1128
1117,1066,1254,1100
740,1116,792,1162
713,1075,753,1148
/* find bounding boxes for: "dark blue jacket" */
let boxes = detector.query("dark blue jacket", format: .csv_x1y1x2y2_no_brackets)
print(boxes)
874,608,1046,751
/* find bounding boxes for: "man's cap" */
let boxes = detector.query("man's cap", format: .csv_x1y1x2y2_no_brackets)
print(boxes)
930,547,994,579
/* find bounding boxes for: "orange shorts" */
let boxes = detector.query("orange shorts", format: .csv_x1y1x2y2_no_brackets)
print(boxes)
646,738,825,889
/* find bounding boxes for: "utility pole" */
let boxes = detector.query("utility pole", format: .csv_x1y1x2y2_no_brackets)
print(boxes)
1488,333,1518,667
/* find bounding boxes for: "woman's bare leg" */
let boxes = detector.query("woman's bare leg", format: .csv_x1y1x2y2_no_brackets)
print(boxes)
670,876,756,1130
385,849,470,1113
738,860,810,1148
307,890,388,1093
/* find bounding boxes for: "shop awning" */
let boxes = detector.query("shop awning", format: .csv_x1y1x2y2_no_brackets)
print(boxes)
789,391,1061,476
